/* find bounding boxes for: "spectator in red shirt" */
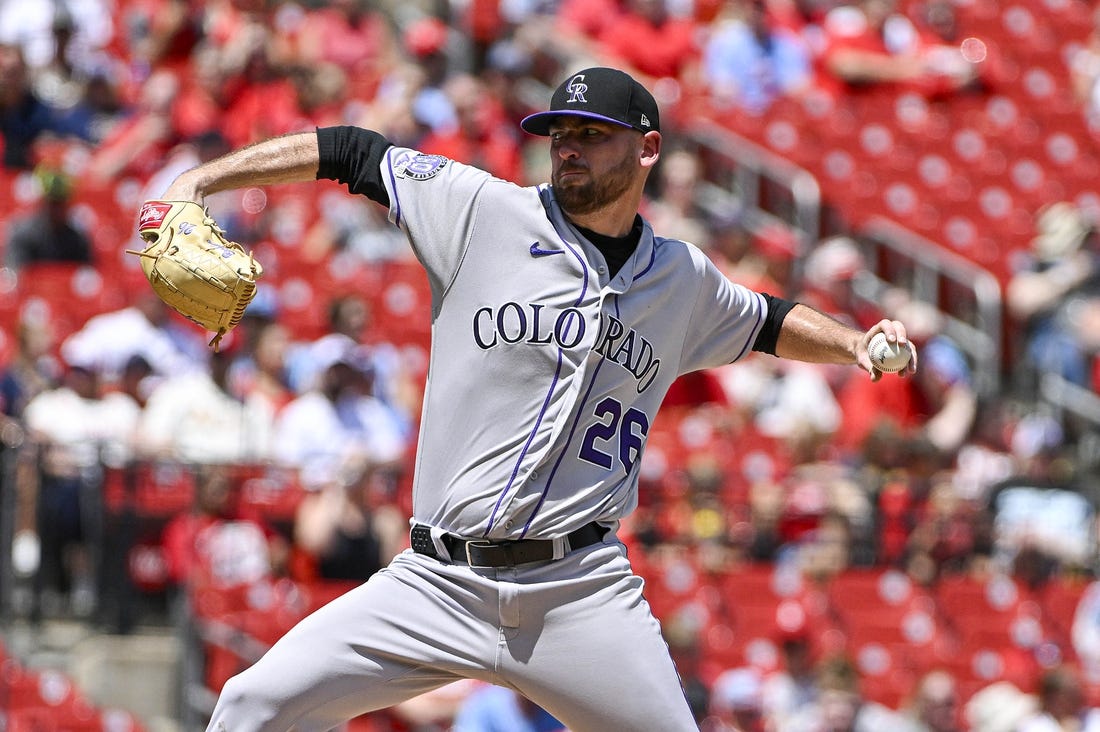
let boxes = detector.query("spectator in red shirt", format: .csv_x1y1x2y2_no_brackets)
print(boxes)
85,67,181,183
662,370,729,411
818,0,977,99
293,0,396,78
288,0,398,102
220,27,305,148
172,45,231,142
767,0,834,35
162,466,288,591
835,299,975,459
797,235,881,332
558,0,627,45
119,0,203,76
462,0,506,74
417,73,524,184
598,0,699,81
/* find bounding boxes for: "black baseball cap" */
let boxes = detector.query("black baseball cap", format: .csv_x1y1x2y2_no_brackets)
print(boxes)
521,67,660,136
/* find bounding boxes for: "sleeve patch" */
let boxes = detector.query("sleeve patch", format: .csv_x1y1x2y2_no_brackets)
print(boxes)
395,154,449,180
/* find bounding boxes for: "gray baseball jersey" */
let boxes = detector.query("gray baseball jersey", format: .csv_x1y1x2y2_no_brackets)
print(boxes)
383,147,768,541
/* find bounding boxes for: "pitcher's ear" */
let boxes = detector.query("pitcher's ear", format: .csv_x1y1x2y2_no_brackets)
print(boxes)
640,131,661,169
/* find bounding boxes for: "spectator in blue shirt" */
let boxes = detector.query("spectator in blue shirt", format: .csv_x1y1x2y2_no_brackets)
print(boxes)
703,0,813,114
0,43,63,169
452,684,566,732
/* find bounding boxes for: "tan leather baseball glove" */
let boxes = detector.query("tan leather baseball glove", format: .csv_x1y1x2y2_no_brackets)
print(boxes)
130,200,263,350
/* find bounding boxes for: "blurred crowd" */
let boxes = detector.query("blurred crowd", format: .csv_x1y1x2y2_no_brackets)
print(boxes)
3,0,1100,729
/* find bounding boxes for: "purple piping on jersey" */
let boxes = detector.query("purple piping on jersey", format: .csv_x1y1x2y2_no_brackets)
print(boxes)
485,347,565,535
385,148,403,227
633,237,658,281
518,292,619,538
733,291,768,362
520,357,607,539
485,204,591,536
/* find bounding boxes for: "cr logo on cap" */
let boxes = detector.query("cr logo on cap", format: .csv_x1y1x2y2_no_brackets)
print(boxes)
566,74,588,104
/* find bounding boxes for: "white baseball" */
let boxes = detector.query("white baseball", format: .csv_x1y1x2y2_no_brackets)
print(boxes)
868,332,912,373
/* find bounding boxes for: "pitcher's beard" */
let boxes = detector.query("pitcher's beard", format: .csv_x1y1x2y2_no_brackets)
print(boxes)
553,154,636,217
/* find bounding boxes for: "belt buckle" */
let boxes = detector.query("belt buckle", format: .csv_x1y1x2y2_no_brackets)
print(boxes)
464,540,497,568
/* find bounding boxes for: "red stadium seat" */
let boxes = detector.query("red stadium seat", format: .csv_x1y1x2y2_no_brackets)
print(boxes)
722,563,805,606
1,661,46,709
936,573,1025,622
3,708,58,732
15,263,124,343
1006,156,1053,208
236,468,307,525
761,118,823,170
133,462,196,518
827,568,918,613
0,664,81,711
0,169,16,212
370,260,433,348
828,569,950,668
300,580,360,614
851,641,914,709
277,277,328,341
1038,577,1090,641
40,695,105,732
856,123,897,162
70,183,134,262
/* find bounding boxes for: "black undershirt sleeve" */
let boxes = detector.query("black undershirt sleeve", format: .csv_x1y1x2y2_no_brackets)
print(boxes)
315,126,394,207
752,293,798,355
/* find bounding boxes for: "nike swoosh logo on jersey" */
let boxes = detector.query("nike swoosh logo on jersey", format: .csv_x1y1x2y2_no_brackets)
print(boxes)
530,242,563,257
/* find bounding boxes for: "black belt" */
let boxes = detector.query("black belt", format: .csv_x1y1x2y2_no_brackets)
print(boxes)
410,522,606,568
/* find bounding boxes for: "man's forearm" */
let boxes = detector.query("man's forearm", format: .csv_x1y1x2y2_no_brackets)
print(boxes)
827,51,922,83
775,303,917,380
774,303,863,364
163,131,320,200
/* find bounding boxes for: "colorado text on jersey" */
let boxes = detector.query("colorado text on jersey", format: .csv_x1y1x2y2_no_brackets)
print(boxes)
471,303,661,392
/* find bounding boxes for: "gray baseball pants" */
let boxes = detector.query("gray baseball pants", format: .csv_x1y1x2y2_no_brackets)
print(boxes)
205,537,699,731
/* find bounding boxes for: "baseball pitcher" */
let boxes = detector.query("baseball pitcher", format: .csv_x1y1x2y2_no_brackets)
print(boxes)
148,66,917,731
